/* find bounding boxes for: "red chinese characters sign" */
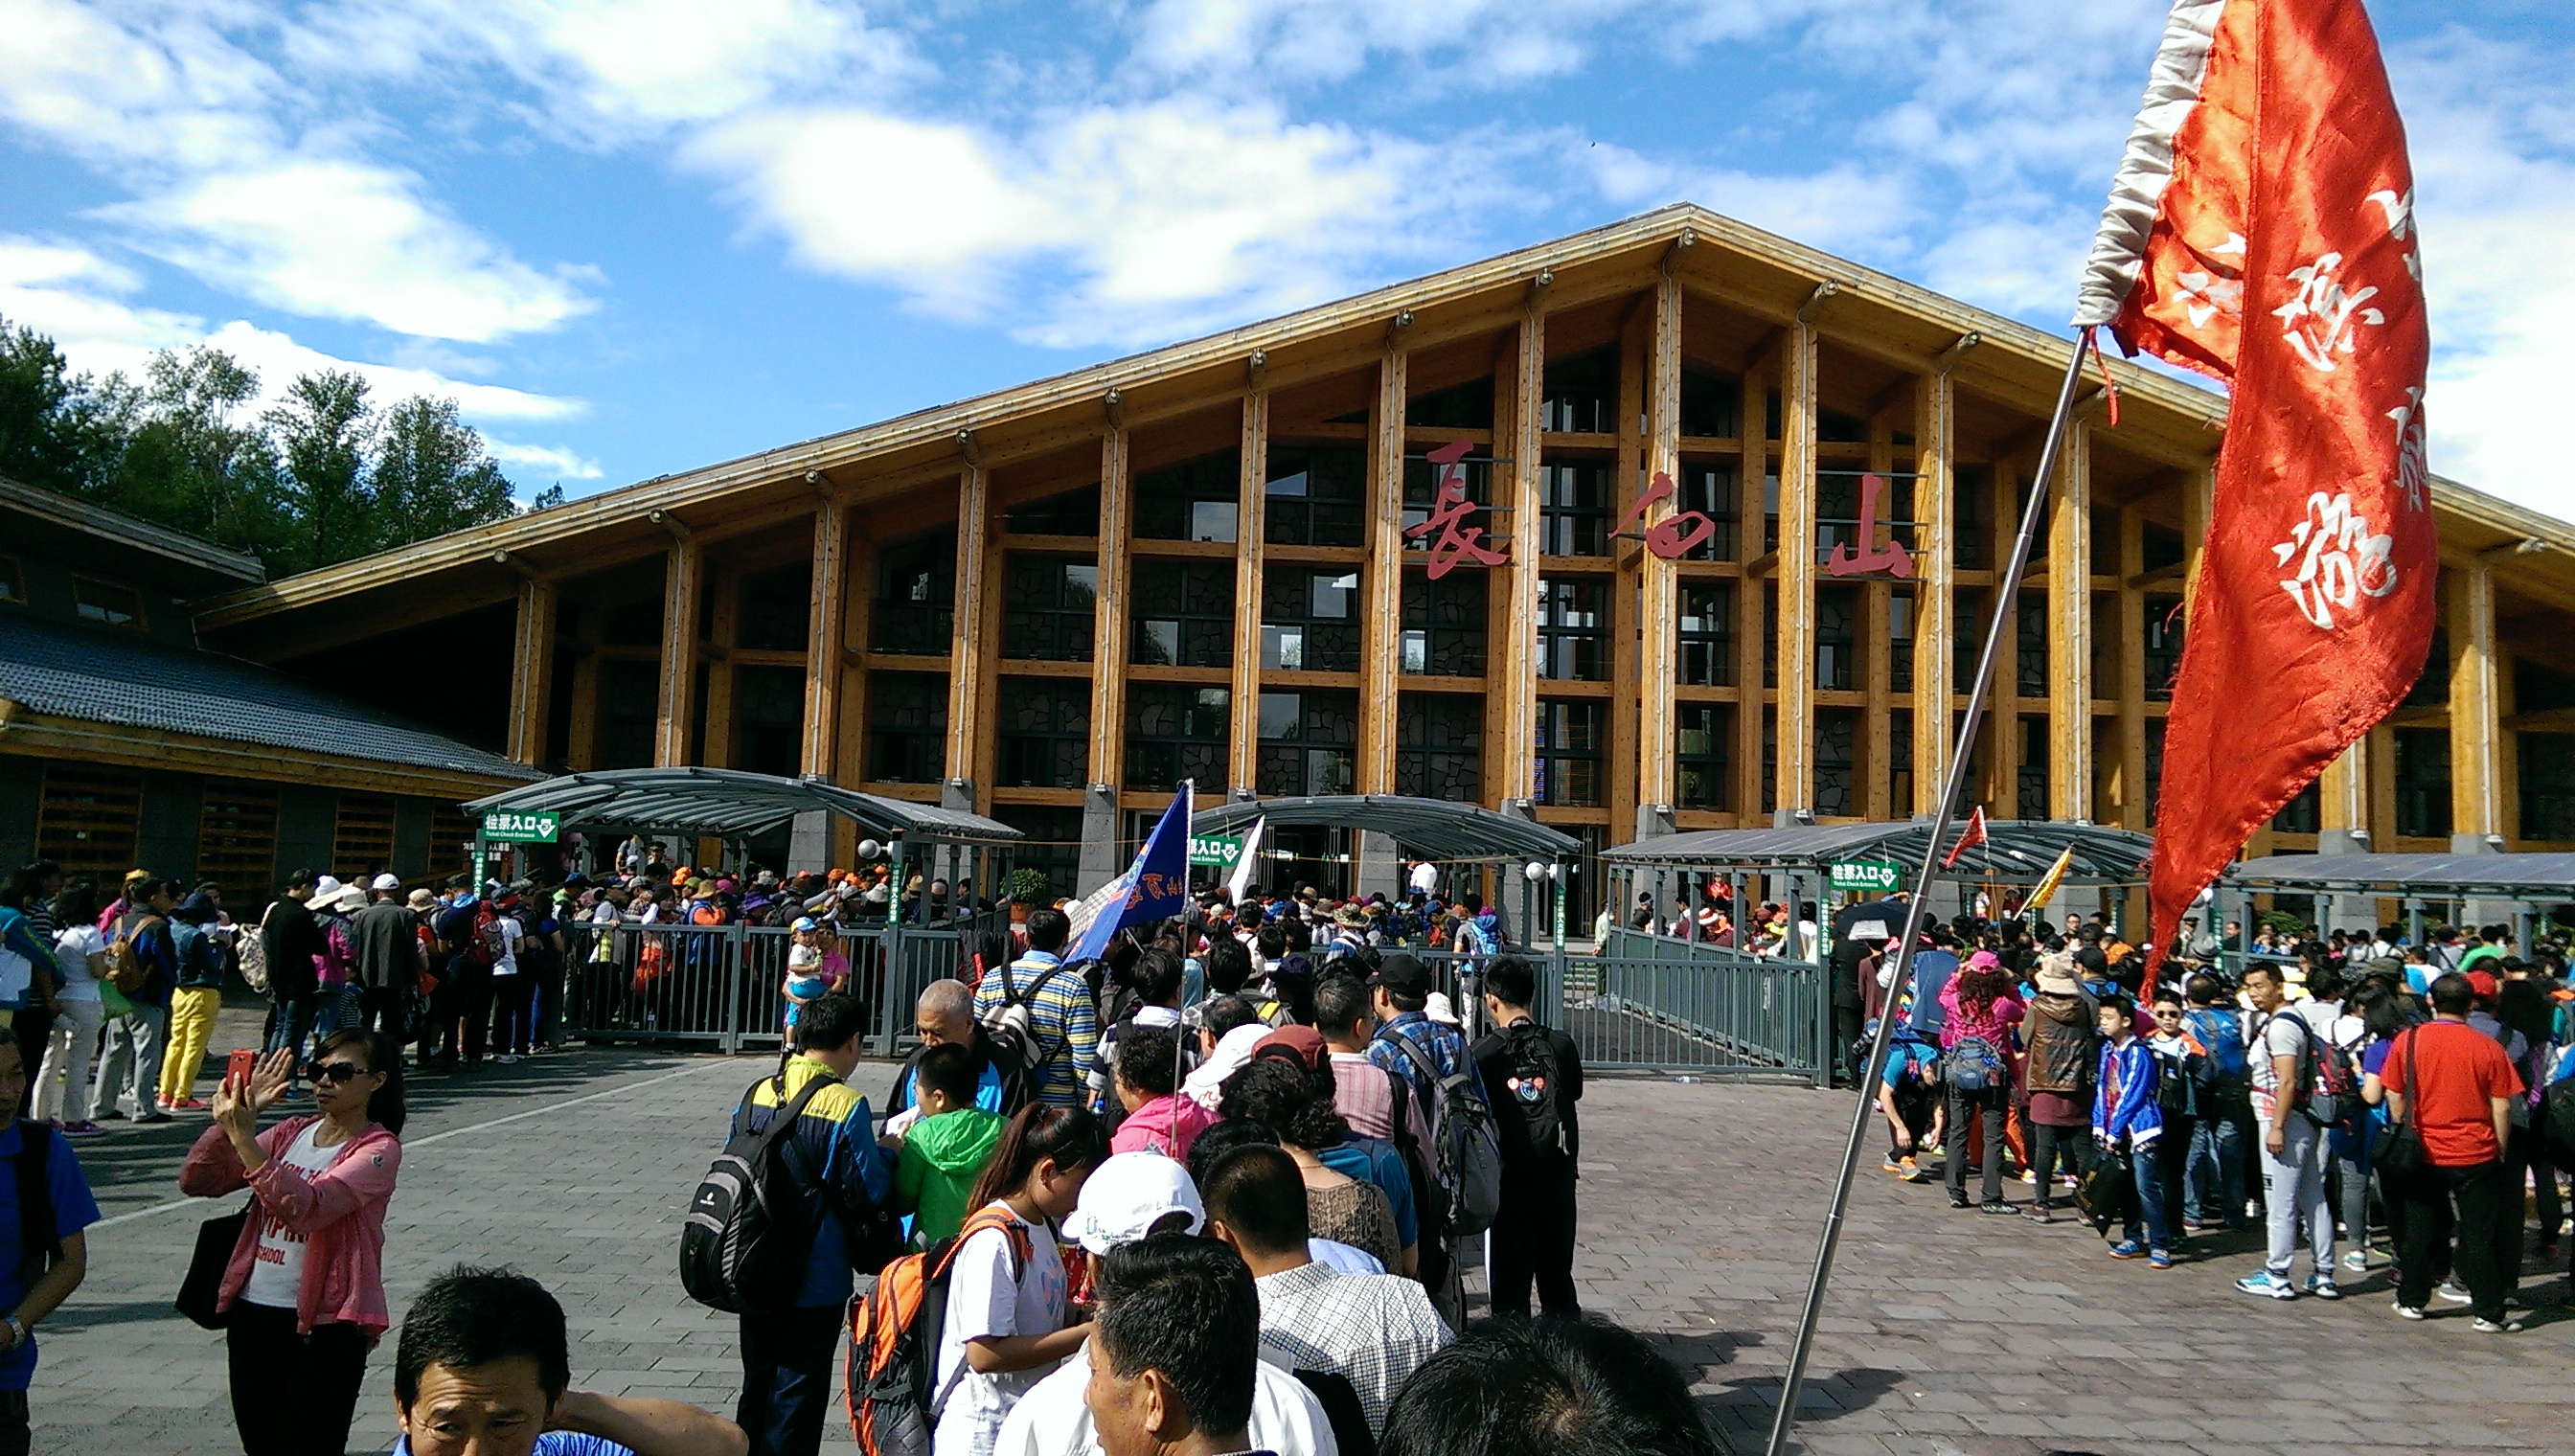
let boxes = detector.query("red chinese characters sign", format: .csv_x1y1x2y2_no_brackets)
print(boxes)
1615,468,1913,576
1403,441,1508,580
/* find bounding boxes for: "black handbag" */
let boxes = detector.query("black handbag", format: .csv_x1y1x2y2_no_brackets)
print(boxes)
177,1205,249,1330
2370,1028,2430,1182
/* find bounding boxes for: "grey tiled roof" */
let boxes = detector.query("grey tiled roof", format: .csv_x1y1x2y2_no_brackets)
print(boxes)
0,612,538,783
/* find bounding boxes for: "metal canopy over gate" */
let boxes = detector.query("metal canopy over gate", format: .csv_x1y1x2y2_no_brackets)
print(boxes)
1190,794,1580,864
2220,852,2575,959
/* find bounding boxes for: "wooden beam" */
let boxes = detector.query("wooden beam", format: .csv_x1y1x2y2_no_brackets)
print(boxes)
1608,315,1647,835
946,463,991,794
699,568,740,768
653,535,702,766
2047,418,2093,821
1229,385,1270,795
1774,319,1818,818
1911,368,1955,813
1359,348,1407,796
1636,268,1682,828
2450,562,2501,840
2181,462,2215,619
507,576,556,766
1088,431,1133,794
803,496,850,778
1495,309,1546,807
0,713,529,803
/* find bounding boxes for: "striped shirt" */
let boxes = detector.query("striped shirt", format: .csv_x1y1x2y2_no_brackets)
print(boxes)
974,951,1098,1107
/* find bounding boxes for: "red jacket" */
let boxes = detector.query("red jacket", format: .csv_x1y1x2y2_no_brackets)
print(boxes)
180,1117,401,1341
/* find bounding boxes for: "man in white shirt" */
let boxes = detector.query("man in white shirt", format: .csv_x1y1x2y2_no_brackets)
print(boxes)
992,1153,1334,1456
1405,858,1439,899
1201,1144,1452,1440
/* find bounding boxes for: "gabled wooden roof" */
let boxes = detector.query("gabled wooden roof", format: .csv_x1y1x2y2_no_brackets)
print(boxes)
192,202,2575,642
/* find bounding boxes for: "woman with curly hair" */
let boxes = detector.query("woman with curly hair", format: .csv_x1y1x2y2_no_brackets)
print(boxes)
1935,951,2024,1215
1219,1057,1402,1272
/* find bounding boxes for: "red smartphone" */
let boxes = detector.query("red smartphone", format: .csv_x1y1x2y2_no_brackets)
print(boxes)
226,1048,258,1087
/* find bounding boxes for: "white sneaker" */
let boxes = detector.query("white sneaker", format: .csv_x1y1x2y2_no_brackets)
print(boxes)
2437,1279,2473,1304
497,1054,521,1064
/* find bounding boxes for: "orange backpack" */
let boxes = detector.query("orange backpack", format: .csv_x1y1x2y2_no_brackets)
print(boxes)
846,1204,1034,1456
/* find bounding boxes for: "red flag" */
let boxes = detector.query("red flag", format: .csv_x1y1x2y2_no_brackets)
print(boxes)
2073,0,2433,993
1942,808,1988,870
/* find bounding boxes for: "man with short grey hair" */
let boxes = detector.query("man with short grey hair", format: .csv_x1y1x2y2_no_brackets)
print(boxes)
884,978,1020,1121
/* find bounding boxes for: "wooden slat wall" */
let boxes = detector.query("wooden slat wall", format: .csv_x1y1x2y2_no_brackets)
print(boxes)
35,765,143,884
196,781,280,910
332,793,399,882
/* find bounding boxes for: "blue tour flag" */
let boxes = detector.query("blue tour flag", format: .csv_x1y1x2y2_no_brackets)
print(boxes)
1062,784,1194,964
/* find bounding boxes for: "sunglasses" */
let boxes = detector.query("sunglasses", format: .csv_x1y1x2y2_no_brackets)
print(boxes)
308,1060,373,1084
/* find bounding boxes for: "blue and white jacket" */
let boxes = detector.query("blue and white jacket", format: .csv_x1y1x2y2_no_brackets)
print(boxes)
2092,1035,2164,1148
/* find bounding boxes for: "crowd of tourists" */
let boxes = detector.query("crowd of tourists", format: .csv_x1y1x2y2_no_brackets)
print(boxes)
1855,900,2573,1332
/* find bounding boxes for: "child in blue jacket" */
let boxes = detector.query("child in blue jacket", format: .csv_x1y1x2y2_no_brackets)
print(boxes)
2093,993,2173,1266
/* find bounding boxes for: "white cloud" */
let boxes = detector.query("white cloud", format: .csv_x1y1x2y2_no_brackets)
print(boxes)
484,437,604,480
101,160,597,344
692,97,1491,348
1584,142,1919,259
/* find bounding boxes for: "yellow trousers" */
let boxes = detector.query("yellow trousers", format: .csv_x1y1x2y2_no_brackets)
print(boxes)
159,987,222,1104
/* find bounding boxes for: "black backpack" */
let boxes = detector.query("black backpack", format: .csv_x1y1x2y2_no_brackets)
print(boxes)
680,1072,834,1314
1495,1022,1567,1159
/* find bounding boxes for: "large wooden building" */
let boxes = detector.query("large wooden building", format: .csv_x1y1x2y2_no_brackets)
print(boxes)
182,206,2575,921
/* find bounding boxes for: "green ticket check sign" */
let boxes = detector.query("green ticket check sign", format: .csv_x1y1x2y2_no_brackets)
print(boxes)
1828,858,1904,893
1188,834,1243,868
480,810,560,844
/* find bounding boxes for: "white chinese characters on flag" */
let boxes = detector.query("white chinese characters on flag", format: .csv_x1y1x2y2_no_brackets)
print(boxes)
2072,0,2433,991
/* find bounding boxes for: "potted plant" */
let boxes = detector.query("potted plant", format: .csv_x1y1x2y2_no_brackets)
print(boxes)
1006,868,1051,925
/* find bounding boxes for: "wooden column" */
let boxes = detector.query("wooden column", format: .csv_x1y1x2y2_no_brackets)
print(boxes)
2182,463,2216,618
2449,563,2501,845
653,530,702,767
2045,420,2092,821
2116,504,2148,830
507,576,556,767
1910,370,1955,815
1607,316,1647,836
1494,312,1544,808
1636,271,1682,833
946,464,991,799
1773,321,1817,819
565,597,601,771
1737,362,1768,819
1359,349,1407,797
1089,435,1132,793
802,495,850,779
1228,387,1269,796
700,570,740,768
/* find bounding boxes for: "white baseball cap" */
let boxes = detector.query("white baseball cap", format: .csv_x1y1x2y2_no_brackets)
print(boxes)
1061,1152,1203,1255
371,873,400,892
304,875,345,910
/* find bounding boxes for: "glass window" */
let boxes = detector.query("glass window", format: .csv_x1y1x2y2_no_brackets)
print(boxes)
1889,590,1915,694
1005,485,1101,536
2522,734,2575,841
1815,469,1915,566
1130,560,1233,668
1401,568,1486,676
2394,727,2450,838
1677,704,1733,810
596,660,659,770
1537,579,1607,681
1265,445,1367,547
1889,709,1913,814
1816,708,1857,816
1540,348,1617,434
2404,626,2449,707
2017,716,2048,820
1678,367,1742,438
73,577,144,629
1816,584,1860,692
1257,691,1358,796
1953,465,1991,570
1396,694,1483,801
1262,567,1361,671
1128,686,1231,791
2273,781,2320,834
2017,593,2048,697
2145,717,2164,830
1003,556,1098,662
1679,584,1733,687
992,804,1083,902
736,562,810,652
1671,464,1737,561
1406,376,1493,429
731,665,805,777
867,671,947,784
1536,700,1601,808
996,677,1089,789
871,533,954,656
2145,598,2183,700
1538,460,1610,557
1134,452,1241,542
1953,588,1986,695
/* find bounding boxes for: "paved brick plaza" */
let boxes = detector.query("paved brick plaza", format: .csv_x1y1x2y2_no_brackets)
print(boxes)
39,1047,2571,1456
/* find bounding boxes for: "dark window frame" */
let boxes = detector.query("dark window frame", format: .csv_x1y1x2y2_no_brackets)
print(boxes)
1262,566,1362,671
1133,451,1242,543
1264,444,1368,548
871,534,954,656
1129,558,1234,668
1535,699,1602,808
866,671,948,785
1537,578,1607,682
1538,459,1611,557
1127,685,1232,792
996,677,1090,789
1001,555,1099,663
1395,694,1483,802
1401,567,1487,677
1256,690,1358,797
72,576,145,630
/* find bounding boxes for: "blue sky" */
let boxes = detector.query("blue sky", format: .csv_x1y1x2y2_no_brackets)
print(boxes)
3,1,2567,519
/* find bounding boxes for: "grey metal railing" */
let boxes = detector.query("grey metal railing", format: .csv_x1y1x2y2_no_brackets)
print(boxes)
563,921,970,1055
1578,928,1830,1081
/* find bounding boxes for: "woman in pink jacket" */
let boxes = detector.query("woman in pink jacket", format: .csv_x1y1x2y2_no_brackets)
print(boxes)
181,1029,404,1456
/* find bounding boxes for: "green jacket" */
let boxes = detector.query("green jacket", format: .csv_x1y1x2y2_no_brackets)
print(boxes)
894,1106,1005,1250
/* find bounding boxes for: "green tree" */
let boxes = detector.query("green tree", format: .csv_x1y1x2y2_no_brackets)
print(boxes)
267,371,379,570
118,346,282,556
0,320,130,499
375,395,516,552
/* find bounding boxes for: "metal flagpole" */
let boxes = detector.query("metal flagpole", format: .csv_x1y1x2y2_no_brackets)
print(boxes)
1765,329,2100,1456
